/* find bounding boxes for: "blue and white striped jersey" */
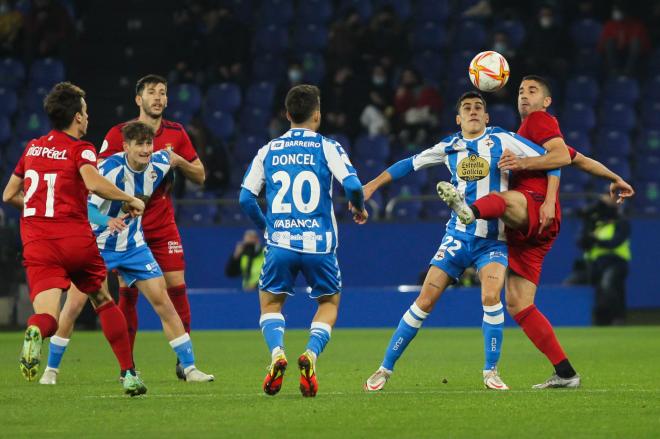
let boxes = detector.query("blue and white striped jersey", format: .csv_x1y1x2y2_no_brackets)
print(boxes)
413,126,554,241
89,150,171,251
241,128,357,254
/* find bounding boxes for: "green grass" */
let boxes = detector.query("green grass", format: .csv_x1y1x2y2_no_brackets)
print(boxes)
1,327,659,438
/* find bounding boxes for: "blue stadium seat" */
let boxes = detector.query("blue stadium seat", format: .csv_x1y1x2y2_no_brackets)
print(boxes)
564,76,599,106
205,83,241,114
0,116,10,144
600,103,636,132
602,156,631,181
219,203,248,223
390,185,422,220
447,51,474,81
603,76,640,105
234,135,267,165
259,0,293,26
169,109,193,126
239,107,270,138
354,157,387,182
641,102,660,131
412,50,444,84
644,75,660,101
634,182,660,215
411,22,447,51
488,104,517,131
294,24,328,52
413,0,449,24
0,58,25,88
251,53,285,83
571,49,603,76
560,166,591,193
636,156,660,182
422,201,451,220
648,48,660,76
177,191,219,225
168,83,202,114
560,103,596,132
327,133,351,154
297,0,333,23
570,19,602,49
16,111,49,139
493,19,525,49
24,87,48,113
595,130,631,158
0,87,17,117
245,81,275,111
301,52,326,84
253,25,289,54
635,130,660,156
355,134,389,161
455,21,486,50
203,111,235,141
29,58,65,89
564,130,592,156
373,0,411,20
445,76,473,104
337,0,373,21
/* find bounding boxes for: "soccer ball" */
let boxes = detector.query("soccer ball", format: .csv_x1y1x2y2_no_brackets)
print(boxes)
468,51,510,92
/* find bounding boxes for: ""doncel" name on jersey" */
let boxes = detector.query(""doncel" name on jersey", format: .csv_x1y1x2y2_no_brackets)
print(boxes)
272,154,316,166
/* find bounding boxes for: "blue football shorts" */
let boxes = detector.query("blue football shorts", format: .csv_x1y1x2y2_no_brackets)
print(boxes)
100,245,163,287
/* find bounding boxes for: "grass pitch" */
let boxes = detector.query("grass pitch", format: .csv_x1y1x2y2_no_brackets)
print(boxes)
1,327,659,438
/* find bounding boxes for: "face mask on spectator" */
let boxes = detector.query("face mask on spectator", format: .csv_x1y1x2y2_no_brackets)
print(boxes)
612,9,623,21
493,42,508,54
539,16,553,28
288,68,302,83
372,75,386,86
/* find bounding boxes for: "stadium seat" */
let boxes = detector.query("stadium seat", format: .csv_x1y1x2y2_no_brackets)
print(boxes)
564,76,599,106
301,52,326,84
234,135,267,165
599,103,636,132
603,76,640,105
595,130,631,158
493,19,525,49
337,0,373,21
28,58,65,89
570,19,602,49
413,0,449,24
412,50,444,84
445,76,473,104
205,83,241,114
564,130,592,156
297,0,333,24
389,185,422,220
253,25,289,54
571,49,602,76
488,104,517,131
294,24,328,52
455,21,486,50
0,58,25,88
447,51,474,81
373,0,411,20
169,109,193,126
245,81,275,111
353,157,387,182
422,201,451,220
169,83,202,114
239,107,270,138
633,181,660,215
258,0,293,26
177,191,219,226
355,134,389,161
560,103,596,132
601,156,631,181
219,203,248,224
635,155,660,182
648,48,660,76
15,111,49,139
644,75,660,101
641,102,660,131
0,117,10,144
635,130,660,156
251,53,285,83
0,87,18,117
24,87,48,113
203,111,235,141
560,166,591,193
327,133,351,154
411,22,447,51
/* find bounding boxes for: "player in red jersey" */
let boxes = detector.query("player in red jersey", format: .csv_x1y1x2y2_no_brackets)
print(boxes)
438,75,634,388
98,74,205,379
2,82,147,395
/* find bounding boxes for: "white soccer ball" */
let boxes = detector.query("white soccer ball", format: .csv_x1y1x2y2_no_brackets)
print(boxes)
468,51,510,92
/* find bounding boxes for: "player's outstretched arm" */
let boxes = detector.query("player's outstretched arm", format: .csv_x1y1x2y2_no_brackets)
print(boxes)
2,174,24,210
239,188,267,229
570,152,634,204
79,164,145,215
364,157,415,200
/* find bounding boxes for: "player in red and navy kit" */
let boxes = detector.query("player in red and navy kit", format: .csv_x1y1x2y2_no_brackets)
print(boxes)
2,82,147,395
98,74,205,379
440,75,634,388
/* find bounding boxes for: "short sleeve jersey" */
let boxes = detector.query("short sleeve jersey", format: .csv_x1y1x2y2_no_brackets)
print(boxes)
98,119,198,234
13,130,98,244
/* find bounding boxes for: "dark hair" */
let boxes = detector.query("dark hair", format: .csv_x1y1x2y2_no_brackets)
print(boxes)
455,91,487,113
522,75,552,97
121,121,154,143
43,82,86,130
285,84,321,123
135,74,167,95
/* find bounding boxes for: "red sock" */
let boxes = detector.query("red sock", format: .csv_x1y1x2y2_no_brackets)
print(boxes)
27,313,58,338
514,304,567,365
471,193,506,219
168,284,191,333
118,287,139,351
95,301,134,371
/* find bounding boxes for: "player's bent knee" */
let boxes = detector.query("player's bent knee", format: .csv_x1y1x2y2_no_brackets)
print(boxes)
87,289,113,308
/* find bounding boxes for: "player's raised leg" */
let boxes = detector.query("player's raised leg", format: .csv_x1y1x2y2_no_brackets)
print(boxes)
477,262,508,390
506,272,580,388
40,284,88,384
134,276,214,382
365,265,452,391
259,290,288,396
20,288,61,381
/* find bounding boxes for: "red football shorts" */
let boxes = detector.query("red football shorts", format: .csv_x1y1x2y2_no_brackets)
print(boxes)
23,236,107,301
505,190,560,285
144,223,186,272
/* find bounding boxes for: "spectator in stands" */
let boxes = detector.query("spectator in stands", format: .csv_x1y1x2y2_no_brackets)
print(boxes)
322,65,363,137
326,9,364,73
598,3,651,76
0,0,23,56
394,68,442,146
225,229,264,292
360,65,392,136
523,4,569,78
23,0,73,61
360,6,405,66
204,5,249,87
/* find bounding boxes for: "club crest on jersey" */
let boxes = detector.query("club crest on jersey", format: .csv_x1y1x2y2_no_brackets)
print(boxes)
149,170,158,181
433,248,446,260
485,137,495,148
457,154,489,181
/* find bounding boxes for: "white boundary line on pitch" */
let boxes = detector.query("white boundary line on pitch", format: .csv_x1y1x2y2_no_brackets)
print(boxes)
82,388,660,399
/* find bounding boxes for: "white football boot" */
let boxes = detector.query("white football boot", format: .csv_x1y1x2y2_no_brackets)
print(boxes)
436,181,475,225
184,366,215,382
364,367,392,392
483,368,509,390
532,373,581,389
39,367,58,385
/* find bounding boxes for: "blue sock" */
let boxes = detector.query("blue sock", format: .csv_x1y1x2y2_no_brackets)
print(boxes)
259,312,285,354
170,333,195,369
306,322,332,358
46,335,69,369
482,302,504,370
381,302,429,371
